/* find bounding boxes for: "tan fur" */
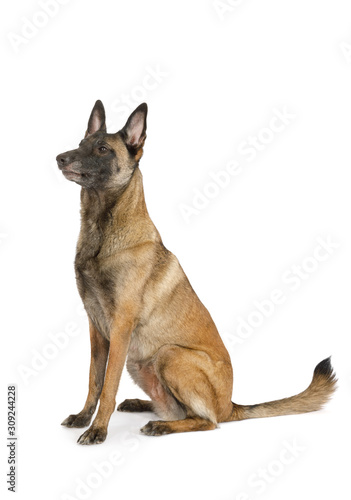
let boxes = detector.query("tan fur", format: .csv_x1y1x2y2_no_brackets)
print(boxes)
59,103,337,443
226,363,338,421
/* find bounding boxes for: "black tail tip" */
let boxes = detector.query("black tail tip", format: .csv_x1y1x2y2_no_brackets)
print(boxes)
314,356,336,379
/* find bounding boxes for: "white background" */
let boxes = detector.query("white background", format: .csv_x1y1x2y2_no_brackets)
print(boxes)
1,0,351,499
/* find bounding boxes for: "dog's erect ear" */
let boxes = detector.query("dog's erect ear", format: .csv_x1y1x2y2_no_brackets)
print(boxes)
120,103,147,150
85,100,106,137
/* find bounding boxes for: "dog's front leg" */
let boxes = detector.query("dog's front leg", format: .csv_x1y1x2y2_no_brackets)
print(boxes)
62,319,109,428
77,317,133,445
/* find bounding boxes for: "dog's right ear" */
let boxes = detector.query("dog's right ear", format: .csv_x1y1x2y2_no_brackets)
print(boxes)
85,100,106,137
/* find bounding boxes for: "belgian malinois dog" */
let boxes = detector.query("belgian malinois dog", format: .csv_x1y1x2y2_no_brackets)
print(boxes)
57,100,337,444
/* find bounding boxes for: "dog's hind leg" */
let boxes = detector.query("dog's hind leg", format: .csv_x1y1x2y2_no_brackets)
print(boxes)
140,345,233,436
141,416,217,436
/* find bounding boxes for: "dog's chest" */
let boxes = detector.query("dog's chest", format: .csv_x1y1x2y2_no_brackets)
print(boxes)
75,229,115,340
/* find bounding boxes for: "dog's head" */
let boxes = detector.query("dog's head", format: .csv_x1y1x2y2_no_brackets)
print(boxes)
56,101,147,190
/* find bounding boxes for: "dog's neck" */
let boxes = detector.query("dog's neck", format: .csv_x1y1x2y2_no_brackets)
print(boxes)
78,167,160,255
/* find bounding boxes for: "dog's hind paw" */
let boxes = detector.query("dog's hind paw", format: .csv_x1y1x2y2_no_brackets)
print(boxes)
117,398,153,413
140,420,172,436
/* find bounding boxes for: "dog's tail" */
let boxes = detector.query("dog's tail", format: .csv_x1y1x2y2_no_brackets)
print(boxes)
227,357,337,422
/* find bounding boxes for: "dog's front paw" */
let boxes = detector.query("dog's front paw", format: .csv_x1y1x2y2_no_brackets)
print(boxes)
140,420,171,436
61,412,92,428
77,426,107,445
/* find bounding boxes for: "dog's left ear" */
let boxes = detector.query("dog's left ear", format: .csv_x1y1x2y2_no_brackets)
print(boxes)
120,103,147,151
85,100,106,137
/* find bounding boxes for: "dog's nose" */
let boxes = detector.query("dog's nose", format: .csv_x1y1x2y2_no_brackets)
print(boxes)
56,153,70,168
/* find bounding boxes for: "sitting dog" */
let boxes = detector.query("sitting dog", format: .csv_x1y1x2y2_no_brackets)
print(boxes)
57,101,337,444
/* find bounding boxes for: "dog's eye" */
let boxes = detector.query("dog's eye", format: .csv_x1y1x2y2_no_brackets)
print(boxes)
98,146,108,153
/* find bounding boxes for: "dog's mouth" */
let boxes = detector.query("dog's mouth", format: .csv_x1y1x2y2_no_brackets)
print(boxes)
62,169,82,180
60,162,83,181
